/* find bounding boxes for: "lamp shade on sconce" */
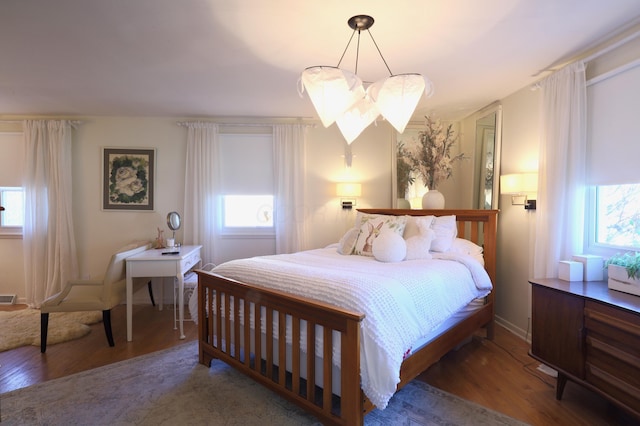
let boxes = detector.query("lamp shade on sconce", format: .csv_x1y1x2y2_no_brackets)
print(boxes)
500,173,538,210
337,182,361,210
500,173,538,194
336,182,362,197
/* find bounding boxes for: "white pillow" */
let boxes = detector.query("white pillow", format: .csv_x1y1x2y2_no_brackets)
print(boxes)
372,231,407,263
450,238,484,265
403,215,435,239
353,214,407,257
405,224,435,260
430,215,458,252
337,227,359,255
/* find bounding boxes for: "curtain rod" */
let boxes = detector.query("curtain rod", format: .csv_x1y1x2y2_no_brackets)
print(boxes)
581,28,640,64
176,120,317,128
0,119,83,126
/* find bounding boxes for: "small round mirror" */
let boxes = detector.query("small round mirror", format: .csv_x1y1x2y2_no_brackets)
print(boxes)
167,211,181,231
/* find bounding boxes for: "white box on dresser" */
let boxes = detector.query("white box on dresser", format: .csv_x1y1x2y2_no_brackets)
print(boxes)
559,260,583,281
572,254,604,281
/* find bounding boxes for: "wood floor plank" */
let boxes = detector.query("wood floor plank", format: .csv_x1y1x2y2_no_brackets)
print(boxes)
1,304,637,425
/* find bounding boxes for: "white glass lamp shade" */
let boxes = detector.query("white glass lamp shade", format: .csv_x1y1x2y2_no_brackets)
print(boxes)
369,74,431,134
335,95,380,144
300,66,364,128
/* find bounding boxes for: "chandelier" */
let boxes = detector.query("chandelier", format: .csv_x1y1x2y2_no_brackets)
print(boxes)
299,15,433,144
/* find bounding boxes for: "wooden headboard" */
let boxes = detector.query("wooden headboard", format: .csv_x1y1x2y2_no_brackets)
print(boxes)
357,208,499,289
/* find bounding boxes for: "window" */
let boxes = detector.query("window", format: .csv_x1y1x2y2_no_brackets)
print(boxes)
222,195,273,233
0,187,24,237
218,132,274,237
592,184,640,251
585,40,640,256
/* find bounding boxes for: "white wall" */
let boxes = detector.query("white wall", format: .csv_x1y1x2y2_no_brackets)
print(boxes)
1,110,534,337
0,117,400,303
496,86,541,338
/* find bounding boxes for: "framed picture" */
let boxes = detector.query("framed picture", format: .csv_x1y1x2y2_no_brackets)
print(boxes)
102,148,155,211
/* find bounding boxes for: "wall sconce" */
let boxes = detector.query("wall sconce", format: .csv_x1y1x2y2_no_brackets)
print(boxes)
336,182,362,209
500,173,538,210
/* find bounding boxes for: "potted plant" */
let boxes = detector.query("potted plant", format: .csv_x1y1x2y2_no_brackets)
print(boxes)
605,252,640,296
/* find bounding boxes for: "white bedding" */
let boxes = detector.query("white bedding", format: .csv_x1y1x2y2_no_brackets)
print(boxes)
198,247,492,409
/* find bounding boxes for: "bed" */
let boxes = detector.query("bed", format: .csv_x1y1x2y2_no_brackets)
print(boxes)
196,208,498,425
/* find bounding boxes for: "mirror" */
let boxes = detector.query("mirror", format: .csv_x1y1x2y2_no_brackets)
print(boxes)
166,211,181,238
474,104,502,209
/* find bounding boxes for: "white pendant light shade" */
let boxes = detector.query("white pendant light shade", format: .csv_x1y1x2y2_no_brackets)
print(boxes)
335,95,380,144
369,73,430,134
300,66,364,128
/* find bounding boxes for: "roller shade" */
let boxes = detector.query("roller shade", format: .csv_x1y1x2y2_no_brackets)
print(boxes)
586,62,640,185
219,133,273,194
0,132,24,187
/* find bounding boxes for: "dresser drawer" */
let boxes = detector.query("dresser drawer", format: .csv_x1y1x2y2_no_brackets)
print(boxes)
585,300,640,412
585,300,640,355
180,251,201,273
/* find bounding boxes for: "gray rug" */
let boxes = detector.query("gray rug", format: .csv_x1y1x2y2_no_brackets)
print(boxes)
0,341,527,425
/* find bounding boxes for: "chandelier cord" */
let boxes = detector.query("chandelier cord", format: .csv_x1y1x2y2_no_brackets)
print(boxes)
336,30,357,69
335,28,394,77
366,28,393,76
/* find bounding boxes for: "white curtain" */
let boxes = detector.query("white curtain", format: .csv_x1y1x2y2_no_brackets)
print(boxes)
533,61,587,278
273,124,308,254
23,120,79,307
183,122,218,264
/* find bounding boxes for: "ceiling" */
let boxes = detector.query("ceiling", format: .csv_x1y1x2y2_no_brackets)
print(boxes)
1,0,639,121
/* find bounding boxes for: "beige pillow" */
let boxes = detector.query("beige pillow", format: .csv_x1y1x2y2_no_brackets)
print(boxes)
353,214,407,257
337,227,359,255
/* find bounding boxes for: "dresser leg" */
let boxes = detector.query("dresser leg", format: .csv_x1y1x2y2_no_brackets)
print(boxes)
556,373,568,400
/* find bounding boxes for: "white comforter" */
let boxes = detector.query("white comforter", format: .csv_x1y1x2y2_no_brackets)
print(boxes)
205,247,492,409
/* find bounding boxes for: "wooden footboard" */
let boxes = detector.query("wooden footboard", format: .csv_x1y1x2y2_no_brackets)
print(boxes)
198,209,498,426
197,270,367,426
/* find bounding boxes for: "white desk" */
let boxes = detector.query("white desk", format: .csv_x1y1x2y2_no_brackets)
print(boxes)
125,245,202,341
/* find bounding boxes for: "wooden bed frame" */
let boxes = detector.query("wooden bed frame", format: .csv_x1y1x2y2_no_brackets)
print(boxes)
197,209,498,425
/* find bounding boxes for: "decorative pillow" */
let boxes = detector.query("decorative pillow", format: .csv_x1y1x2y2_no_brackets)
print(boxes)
403,215,435,239
405,223,435,260
353,214,407,257
337,227,359,255
450,238,484,265
372,231,407,263
430,215,458,252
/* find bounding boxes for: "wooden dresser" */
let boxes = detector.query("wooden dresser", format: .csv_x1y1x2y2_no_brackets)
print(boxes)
530,278,640,419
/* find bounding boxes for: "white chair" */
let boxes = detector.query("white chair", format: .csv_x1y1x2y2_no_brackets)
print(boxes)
40,242,152,352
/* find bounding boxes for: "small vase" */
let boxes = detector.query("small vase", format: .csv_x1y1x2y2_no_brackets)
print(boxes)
422,189,445,209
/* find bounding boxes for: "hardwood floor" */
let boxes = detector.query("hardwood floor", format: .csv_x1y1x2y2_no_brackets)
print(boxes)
0,303,197,393
1,304,637,425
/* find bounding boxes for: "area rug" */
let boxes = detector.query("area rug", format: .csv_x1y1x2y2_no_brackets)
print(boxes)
0,341,528,425
0,309,102,352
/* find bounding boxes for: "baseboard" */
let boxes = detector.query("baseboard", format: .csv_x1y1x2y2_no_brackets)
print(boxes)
495,315,530,343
